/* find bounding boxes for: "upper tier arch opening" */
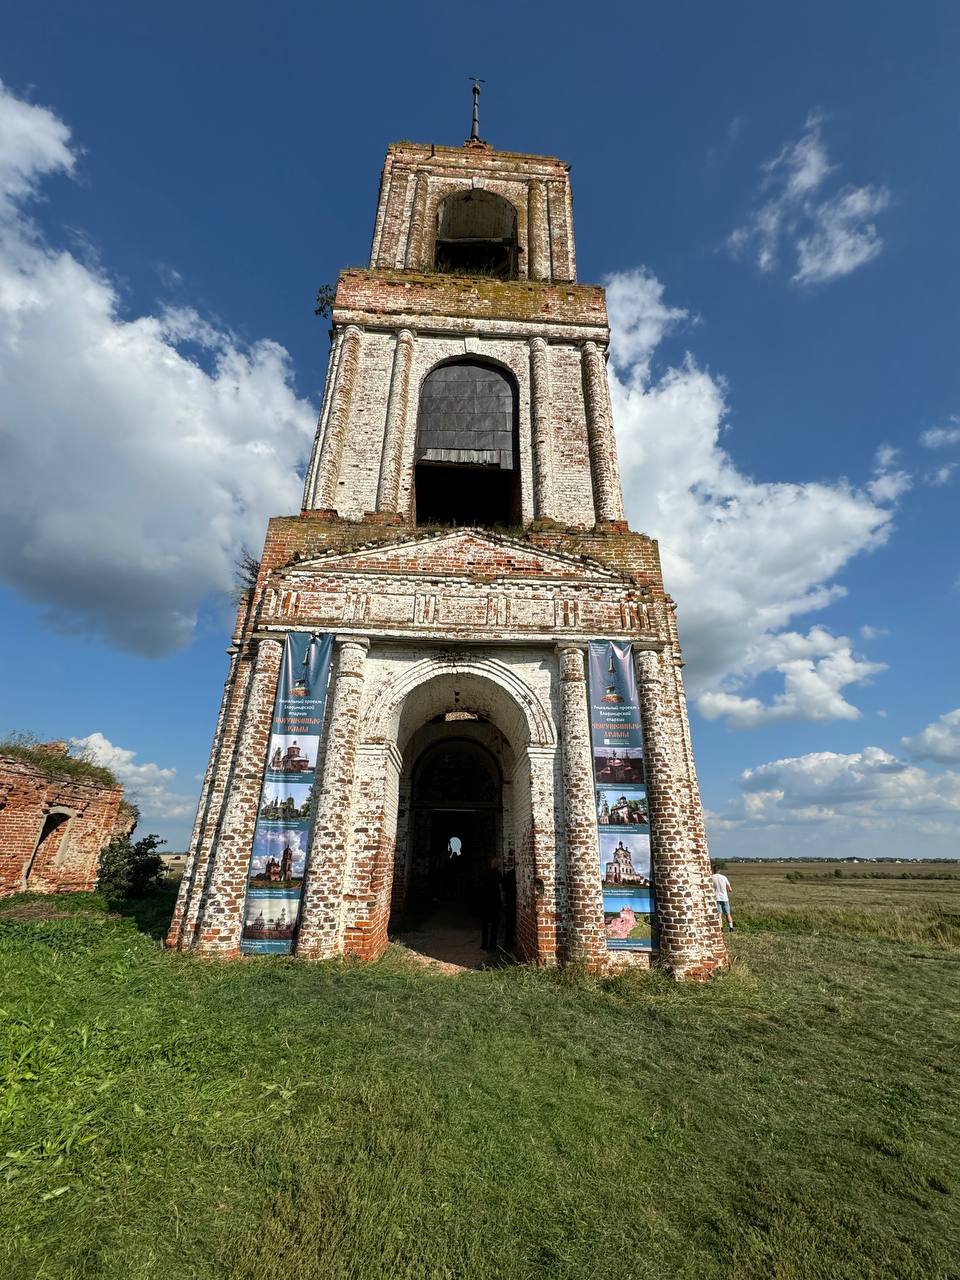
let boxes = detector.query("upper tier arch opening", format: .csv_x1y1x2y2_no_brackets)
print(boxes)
434,190,518,280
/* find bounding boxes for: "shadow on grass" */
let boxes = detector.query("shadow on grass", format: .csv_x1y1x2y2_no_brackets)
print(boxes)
0,883,179,941
110,882,179,940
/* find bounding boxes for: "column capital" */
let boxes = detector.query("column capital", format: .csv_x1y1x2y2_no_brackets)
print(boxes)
250,634,285,655
555,642,587,681
334,633,371,652
581,339,608,362
634,648,661,682
395,327,416,344
528,335,548,353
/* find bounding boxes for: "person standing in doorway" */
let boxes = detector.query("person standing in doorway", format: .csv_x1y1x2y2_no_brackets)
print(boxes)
711,865,734,930
480,855,502,951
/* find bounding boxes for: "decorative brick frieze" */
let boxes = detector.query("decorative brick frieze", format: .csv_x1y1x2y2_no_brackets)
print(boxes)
332,270,607,335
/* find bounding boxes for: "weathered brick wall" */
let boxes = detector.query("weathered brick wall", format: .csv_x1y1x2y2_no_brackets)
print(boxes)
247,521,665,654
0,752,125,896
167,590,257,950
334,271,606,331
303,323,610,529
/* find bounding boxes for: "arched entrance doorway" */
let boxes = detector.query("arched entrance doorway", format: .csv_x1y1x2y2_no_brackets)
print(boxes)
352,657,561,968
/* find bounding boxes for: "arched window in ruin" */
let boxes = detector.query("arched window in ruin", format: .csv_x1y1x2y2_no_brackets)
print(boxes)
434,190,518,279
24,810,73,884
414,361,520,528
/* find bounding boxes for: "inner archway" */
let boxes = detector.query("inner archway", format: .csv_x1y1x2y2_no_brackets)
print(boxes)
389,729,510,967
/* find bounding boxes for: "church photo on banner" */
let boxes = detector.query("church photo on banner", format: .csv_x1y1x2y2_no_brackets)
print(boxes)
240,633,333,954
588,641,656,951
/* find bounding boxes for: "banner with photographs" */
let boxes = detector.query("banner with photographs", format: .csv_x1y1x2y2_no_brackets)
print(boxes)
240,632,333,954
588,640,655,951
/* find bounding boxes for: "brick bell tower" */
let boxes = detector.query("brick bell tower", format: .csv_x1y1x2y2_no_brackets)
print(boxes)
168,106,727,979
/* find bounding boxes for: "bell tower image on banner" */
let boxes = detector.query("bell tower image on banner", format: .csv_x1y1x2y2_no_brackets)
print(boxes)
168,97,728,979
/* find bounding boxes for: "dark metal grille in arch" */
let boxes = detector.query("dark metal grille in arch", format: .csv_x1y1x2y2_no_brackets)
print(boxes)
416,363,515,471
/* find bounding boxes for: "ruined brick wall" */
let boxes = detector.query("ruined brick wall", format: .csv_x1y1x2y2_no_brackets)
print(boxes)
0,752,125,896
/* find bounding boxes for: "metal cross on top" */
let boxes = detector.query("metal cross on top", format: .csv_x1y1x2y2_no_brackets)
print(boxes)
469,77,485,142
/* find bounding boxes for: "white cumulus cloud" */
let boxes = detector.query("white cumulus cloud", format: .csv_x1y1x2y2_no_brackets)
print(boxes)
902,709,960,764
698,629,885,729
920,420,960,449
728,113,890,286
0,79,316,655
608,268,898,725
71,731,196,821
709,739,960,856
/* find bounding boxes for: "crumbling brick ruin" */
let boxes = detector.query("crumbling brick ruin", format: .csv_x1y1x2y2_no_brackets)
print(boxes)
0,741,129,896
169,127,727,979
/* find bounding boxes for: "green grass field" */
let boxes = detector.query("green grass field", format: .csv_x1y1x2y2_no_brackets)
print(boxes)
2,865,959,1280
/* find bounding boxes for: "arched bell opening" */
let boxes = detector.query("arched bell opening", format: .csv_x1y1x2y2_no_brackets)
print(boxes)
434,189,518,280
413,360,521,528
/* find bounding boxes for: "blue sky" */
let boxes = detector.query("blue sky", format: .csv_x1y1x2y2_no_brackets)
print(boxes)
1,1,958,856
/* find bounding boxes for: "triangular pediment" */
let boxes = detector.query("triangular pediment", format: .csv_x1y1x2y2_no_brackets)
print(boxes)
284,528,632,586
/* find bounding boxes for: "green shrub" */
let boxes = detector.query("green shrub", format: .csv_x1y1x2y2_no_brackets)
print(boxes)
96,832,165,899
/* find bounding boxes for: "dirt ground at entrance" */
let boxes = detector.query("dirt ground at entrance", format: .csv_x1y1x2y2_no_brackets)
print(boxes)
395,903,510,973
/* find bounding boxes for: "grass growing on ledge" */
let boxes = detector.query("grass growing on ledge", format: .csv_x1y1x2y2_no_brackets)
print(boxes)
0,884,958,1279
0,737,118,788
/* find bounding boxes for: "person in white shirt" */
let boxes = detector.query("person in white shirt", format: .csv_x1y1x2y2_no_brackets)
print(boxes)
711,867,734,930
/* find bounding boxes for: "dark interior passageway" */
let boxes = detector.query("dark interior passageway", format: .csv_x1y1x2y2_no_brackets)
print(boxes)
390,736,512,968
